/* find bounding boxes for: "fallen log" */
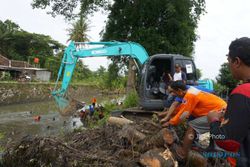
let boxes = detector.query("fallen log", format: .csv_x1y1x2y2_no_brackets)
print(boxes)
107,116,133,126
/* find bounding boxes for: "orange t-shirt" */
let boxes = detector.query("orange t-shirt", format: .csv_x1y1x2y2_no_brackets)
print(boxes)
169,87,226,125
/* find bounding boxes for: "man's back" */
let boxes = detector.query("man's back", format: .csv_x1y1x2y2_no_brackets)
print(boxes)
182,87,227,117
223,83,250,166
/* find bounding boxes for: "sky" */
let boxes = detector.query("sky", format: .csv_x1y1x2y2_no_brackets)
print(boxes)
1,0,250,79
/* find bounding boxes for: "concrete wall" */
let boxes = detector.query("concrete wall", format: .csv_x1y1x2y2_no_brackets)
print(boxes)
35,71,51,81
0,83,100,106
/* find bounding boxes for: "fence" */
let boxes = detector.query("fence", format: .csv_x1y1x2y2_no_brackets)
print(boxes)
0,54,33,68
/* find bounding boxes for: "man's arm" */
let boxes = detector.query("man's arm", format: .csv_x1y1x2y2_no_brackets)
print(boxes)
160,101,180,123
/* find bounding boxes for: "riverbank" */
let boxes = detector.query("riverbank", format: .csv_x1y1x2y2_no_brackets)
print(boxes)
0,81,125,106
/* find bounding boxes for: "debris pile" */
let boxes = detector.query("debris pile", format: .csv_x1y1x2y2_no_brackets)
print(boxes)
2,116,230,167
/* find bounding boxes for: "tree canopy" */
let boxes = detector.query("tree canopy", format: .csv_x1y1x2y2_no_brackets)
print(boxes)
31,0,111,20
0,19,65,80
32,0,205,56
67,17,90,42
216,62,238,93
102,0,205,56
0,20,63,63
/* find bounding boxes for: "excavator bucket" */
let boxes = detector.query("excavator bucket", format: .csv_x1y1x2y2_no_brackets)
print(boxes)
53,95,69,111
53,94,84,116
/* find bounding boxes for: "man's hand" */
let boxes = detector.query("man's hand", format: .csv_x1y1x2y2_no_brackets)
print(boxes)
162,121,170,127
157,111,168,118
160,116,170,124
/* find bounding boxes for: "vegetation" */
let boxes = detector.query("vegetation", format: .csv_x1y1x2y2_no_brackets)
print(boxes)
0,72,12,81
123,90,139,108
0,20,63,63
216,62,238,94
0,19,64,80
102,0,206,56
101,0,206,90
67,17,90,42
31,0,111,21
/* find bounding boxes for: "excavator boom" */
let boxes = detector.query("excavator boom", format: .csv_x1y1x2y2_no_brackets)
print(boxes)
52,41,149,110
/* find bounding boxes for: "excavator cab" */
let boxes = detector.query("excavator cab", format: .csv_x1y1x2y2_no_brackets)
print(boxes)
139,54,198,110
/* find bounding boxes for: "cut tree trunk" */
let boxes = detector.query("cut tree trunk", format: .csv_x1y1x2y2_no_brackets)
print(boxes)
138,128,177,152
140,149,176,167
126,59,136,93
107,116,133,126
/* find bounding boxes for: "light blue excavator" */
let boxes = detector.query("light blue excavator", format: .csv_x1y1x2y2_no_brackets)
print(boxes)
52,41,213,111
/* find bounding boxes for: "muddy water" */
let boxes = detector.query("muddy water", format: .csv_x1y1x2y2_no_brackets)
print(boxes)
0,94,122,150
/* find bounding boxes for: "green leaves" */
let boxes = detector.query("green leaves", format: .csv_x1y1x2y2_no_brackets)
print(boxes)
31,0,111,20
102,0,205,57
0,19,65,81
216,62,238,93
67,17,90,42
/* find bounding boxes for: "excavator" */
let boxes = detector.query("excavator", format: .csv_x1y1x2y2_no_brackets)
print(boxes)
52,41,213,112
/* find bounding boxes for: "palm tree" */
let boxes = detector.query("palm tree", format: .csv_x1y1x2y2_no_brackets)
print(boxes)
67,17,90,42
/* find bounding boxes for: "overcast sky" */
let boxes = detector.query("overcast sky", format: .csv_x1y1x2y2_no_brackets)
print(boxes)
1,0,250,79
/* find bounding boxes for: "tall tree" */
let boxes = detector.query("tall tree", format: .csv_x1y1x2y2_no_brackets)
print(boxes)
216,62,238,93
102,0,205,56
101,0,206,92
0,20,20,56
96,65,106,76
0,19,64,72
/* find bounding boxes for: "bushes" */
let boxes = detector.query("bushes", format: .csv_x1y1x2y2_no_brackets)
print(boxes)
0,72,12,81
123,90,139,108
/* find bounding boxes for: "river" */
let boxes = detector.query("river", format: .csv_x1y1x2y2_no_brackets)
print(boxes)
0,94,122,151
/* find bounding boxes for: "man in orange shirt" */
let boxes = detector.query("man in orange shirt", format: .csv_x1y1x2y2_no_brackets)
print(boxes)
91,97,97,108
164,81,226,161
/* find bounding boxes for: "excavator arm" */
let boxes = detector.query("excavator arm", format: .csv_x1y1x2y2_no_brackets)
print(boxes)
52,41,149,109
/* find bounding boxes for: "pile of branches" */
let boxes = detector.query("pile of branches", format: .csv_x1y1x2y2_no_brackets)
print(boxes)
2,116,230,167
